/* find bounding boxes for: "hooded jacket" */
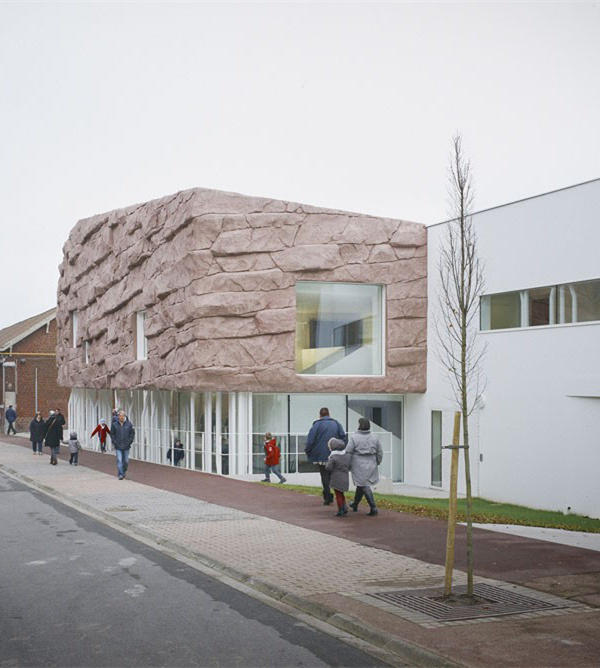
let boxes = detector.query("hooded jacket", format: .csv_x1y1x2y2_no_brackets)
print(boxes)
65,432,82,454
325,438,351,492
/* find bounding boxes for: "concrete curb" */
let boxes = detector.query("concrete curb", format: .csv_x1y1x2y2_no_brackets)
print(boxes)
1,462,463,668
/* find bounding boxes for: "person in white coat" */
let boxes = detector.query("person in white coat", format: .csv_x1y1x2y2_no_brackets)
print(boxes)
347,417,383,516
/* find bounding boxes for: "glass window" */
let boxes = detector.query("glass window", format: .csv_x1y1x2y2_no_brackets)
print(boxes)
566,279,600,324
528,286,556,327
71,310,78,347
482,278,600,331
136,311,148,360
295,282,383,375
431,411,442,487
480,291,521,330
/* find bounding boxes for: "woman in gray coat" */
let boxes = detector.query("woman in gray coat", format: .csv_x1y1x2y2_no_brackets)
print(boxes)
347,417,383,516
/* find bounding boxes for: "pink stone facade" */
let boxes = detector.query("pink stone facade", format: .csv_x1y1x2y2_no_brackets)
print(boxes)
57,188,427,394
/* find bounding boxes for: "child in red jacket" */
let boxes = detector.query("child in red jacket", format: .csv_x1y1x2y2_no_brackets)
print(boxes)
91,419,110,453
261,433,287,484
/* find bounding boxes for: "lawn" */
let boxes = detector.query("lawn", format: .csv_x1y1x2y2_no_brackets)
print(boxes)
263,483,600,533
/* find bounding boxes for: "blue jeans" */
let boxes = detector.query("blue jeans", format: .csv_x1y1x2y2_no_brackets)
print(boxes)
32,440,43,453
115,448,130,478
264,465,284,481
50,446,60,464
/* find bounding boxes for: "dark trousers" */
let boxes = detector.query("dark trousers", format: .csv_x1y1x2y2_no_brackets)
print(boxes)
353,485,377,510
69,452,79,465
7,422,16,435
318,465,333,503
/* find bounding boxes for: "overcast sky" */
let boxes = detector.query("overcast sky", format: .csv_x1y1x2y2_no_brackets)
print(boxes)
1,1,599,331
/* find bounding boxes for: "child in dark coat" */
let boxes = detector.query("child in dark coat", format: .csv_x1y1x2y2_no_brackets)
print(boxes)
63,431,83,466
325,437,352,516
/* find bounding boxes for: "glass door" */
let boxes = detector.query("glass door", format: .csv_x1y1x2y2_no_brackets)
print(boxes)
347,394,403,481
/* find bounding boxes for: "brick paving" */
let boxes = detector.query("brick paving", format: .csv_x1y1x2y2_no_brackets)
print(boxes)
2,439,600,668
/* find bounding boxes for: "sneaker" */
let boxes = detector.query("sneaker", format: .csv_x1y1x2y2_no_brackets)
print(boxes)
278,478,287,484
118,475,123,480
260,479,270,483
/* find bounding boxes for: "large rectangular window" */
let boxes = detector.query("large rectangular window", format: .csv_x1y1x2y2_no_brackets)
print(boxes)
481,278,600,331
295,282,383,375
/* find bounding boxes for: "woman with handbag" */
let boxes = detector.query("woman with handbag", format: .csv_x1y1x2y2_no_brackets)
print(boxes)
44,409,65,465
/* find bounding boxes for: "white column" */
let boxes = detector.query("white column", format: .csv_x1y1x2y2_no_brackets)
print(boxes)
189,392,195,470
204,392,212,473
569,285,578,323
215,392,222,475
229,392,237,475
520,290,529,327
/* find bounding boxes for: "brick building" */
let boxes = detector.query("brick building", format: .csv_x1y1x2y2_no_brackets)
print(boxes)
0,308,70,433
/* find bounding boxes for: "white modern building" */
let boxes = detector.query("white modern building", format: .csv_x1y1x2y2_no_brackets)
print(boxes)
409,177,600,518
57,179,600,518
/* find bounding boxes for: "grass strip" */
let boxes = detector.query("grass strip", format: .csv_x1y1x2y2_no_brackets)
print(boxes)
263,483,600,533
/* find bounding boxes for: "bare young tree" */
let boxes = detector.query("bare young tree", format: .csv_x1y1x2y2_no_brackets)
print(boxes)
436,133,486,596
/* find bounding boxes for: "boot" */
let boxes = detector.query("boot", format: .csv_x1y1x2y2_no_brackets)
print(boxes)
349,487,364,512
364,488,378,516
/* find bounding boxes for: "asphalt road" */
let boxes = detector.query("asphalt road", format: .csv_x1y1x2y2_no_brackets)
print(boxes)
0,471,386,668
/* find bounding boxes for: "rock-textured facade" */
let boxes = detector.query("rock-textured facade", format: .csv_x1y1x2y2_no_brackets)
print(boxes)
57,188,427,394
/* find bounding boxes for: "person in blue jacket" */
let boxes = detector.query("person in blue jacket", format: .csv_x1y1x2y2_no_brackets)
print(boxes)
110,410,135,480
5,405,17,434
305,407,347,505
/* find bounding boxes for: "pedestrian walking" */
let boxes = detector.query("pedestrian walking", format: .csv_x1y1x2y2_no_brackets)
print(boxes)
91,419,110,452
110,410,135,480
29,412,45,455
347,417,383,517
325,437,351,516
44,408,65,465
305,407,347,505
260,433,286,483
63,431,82,465
6,405,17,434
166,438,185,467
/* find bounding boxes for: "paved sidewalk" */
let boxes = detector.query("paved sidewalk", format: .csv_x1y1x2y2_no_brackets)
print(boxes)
2,438,600,668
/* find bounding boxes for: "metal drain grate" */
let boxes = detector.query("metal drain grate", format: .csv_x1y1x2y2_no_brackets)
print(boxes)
369,583,564,622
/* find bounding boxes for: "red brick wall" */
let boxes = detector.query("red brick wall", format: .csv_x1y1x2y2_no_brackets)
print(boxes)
2,318,70,432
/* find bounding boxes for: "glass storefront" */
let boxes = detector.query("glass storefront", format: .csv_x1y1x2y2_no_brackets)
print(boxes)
71,388,405,482
252,392,404,481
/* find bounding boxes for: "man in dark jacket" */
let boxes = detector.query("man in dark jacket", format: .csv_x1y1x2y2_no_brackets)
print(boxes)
305,407,347,505
110,410,135,480
5,405,17,434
